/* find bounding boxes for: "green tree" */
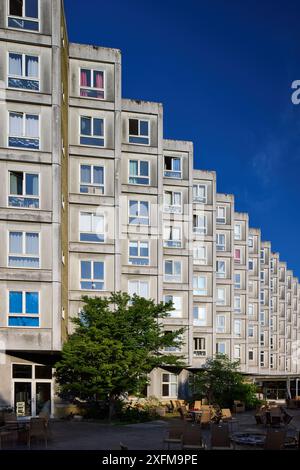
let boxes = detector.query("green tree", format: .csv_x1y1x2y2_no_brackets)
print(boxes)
193,354,258,408
55,292,185,420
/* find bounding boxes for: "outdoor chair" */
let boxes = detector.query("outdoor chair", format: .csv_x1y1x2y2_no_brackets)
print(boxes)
200,410,211,428
181,427,205,450
163,422,184,449
210,423,231,449
264,429,286,450
193,400,202,409
221,408,239,431
178,406,193,422
28,417,48,449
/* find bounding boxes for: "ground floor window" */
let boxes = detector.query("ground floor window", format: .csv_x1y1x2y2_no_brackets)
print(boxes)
162,373,178,398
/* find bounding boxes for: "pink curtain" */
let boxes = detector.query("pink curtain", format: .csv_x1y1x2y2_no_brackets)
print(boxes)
95,71,103,89
81,70,88,87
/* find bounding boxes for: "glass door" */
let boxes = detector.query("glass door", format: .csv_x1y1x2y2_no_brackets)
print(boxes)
35,382,51,416
14,382,32,417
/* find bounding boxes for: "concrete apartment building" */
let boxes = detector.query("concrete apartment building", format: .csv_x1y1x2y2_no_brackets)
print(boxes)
0,0,299,417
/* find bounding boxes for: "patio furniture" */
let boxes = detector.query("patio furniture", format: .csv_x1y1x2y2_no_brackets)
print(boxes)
200,410,211,428
163,422,184,449
189,410,203,423
178,406,193,422
194,400,202,409
211,423,231,449
264,429,286,450
233,401,245,413
221,408,239,431
28,417,48,449
182,427,205,450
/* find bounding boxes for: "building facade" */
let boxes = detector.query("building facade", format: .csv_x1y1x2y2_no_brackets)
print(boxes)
0,0,299,416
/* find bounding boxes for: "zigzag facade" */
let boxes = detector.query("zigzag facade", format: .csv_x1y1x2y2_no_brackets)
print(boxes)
0,0,299,416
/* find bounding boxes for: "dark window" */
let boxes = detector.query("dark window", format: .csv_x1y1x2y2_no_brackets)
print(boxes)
35,365,52,379
129,119,138,136
12,364,32,378
25,0,38,18
10,0,23,16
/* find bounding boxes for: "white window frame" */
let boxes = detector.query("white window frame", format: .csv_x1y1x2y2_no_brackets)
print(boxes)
193,305,207,326
163,225,182,248
193,337,206,357
260,332,265,346
193,275,207,296
161,373,178,398
234,223,242,241
164,155,182,179
216,315,225,333
234,295,241,313
128,200,150,225
80,164,105,195
234,248,241,264
193,244,207,265
7,0,40,33
216,205,226,224
8,170,40,209
248,258,254,271
234,344,241,359
164,295,182,318
248,236,254,248
260,351,265,367
128,240,150,266
128,159,150,186
80,260,105,291
8,230,40,269
128,280,149,298
248,349,254,361
216,233,226,251
7,290,40,328
7,52,40,91
128,118,150,146
216,342,226,355
248,326,254,338
164,259,182,283
193,184,207,203
79,67,105,100
216,260,226,278
248,303,254,316
216,287,226,306
193,213,207,235
8,111,40,150
79,115,105,146
234,319,241,337
164,191,182,214
79,212,105,243
234,273,241,289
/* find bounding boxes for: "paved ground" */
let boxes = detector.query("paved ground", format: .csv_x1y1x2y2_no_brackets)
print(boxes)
2,408,300,450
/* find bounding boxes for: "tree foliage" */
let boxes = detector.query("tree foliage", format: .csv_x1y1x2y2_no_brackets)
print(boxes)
55,292,185,404
193,355,258,408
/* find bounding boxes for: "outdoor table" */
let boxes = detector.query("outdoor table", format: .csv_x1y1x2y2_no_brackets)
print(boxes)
231,432,297,449
188,410,203,422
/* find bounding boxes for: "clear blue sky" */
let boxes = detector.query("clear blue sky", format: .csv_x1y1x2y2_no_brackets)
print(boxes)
64,0,300,277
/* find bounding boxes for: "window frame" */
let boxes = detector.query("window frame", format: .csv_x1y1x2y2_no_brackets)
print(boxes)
163,225,182,248
234,344,241,359
79,67,105,100
7,0,40,33
216,342,226,355
234,319,241,337
163,190,182,214
216,233,226,251
80,260,105,291
8,290,40,328
234,273,241,289
164,259,182,283
8,230,40,269
128,159,150,186
8,111,40,150
216,314,226,333
8,170,40,209
193,275,207,296
128,118,150,146
216,260,226,278
161,372,178,398
128,279,149,298
128,200,150,226
193,183,207,203
79,164,105,195
164,295,182,318
128,240,150,266
79,212,105,243
193,337,206,357
164,155,182,179
234,248,241,264
234,295,241,313
193,213,207,235
193,244,207,265
216,205,226,224
216,287,226,306
234,223,242,240
193,305,207,327
79,115,105,147
7,52,40,92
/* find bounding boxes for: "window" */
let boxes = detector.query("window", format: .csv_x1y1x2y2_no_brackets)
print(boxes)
248,349,254,361
216,315,225,333
193,244,207,265
128,119,149,145
234,320,241,337
234,224,242,240
216,287,226,306
248,259,254,271
248,236,254,248
162,373,177,397
216,233,225,251
129,160,149,185
163,226,181,248
194,337,206,357
260,291,265,304
8,171,39,208
270,336,274,349
248,281,253,293
260,351,265,367
80,116,104,146
8,231,39,268
164,295,182,318
193,275,207,296
260,271,265,282
248,326,254,337
260,311,265,326
234,273,241,289
216,342,226,355
8,53,39,91
193,214,207,235
8,291,39,327
129,200,149,225
248,303,254,316
79,212,104,243
80,68,104,99
260,249,265,263
80,261,104,290
80,165,104,194
193,184,207,203
260,332,265,346
9,112,39,149
8,0,39,32
234,296,241,313
193,305,207,326
234,345,241,359
216,206,226,224
216,260,226,278
128,280,149,298
234,248,241,264
129,241,149,266
164,156,181,179
164,260,181,282
164,191,182,214
164,333,182,353
270,354,274,369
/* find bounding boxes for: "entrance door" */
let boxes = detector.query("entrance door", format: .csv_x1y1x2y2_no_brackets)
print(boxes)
14,382,32,417
35,382,51,416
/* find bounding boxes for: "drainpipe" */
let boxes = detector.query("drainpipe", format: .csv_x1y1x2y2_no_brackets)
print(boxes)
296,378,299,398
